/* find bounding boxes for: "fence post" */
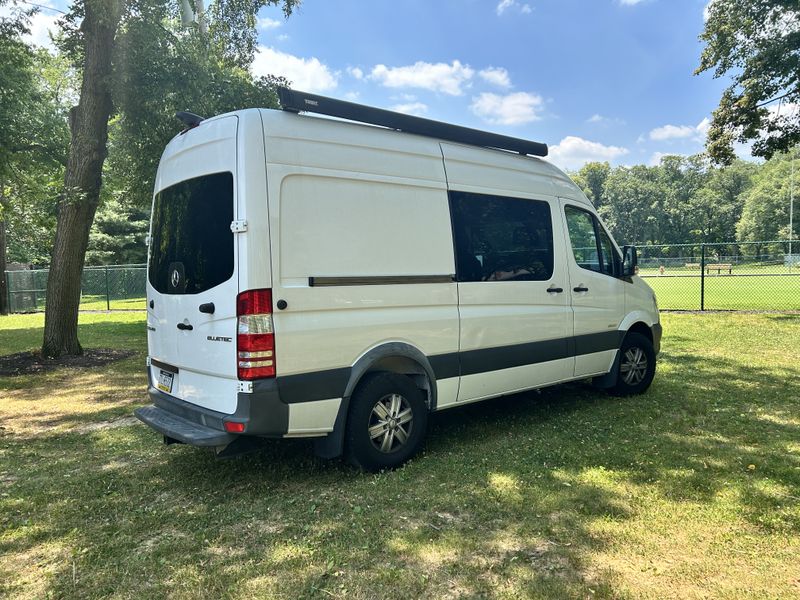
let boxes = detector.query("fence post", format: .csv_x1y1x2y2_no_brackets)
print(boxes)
700,243,706,311
105,266,110,311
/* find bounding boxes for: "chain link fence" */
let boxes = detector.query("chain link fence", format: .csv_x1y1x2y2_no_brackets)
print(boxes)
5,240,800,313
5,265,146,313
638,240,800,310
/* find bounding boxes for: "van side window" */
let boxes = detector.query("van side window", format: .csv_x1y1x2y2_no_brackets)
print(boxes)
597,226,619,276
449,191,554,282
565,205,620,276
565,207,602,273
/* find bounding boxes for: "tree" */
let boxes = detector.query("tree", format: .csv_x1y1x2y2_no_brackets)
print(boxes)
656,154,711,245
42,0,297,357
0,6,69,314
571,162,610,209
690,160,756,243
86,197,149,265
0,7,36,314
697,0,800,164
737,151,799,252
601,165,665,245
42,0,122,356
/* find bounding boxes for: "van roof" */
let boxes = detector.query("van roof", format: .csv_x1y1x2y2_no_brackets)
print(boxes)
277,87,549,157
167,105,591,207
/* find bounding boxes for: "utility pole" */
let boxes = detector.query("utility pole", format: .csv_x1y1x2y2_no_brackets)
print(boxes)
790,146,795,264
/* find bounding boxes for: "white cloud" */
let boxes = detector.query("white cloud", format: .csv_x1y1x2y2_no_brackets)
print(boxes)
343,91,360,101
0,2,61,50
390,102,428,116
496,0,532,15
347,66,364,80
648,118,710,142
370,60,474,96
479,67,512,88
587,114,626,126
703,1,713,21
470,92,544,125
696,117,711,137
252,47,338,93
277,34,289,42
257,17,282,30
649,124,695,141
649,151,685,166
548,136,629,170
619,0,646,5
767,102,800,121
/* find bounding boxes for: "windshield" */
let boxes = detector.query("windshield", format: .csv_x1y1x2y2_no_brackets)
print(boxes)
148,172,234,295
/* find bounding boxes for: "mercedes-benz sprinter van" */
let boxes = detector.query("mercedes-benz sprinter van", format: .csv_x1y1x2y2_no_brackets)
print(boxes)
135,89,661,471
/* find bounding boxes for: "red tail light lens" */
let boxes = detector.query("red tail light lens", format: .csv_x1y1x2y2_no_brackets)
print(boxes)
223,421,246,433
236,289,275,380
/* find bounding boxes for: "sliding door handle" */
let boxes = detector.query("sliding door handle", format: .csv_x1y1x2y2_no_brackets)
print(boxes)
547,286,564,293
573,286,589,292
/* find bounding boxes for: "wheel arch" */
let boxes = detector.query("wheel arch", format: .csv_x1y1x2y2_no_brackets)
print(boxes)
593,319,656,389
313,342,437,460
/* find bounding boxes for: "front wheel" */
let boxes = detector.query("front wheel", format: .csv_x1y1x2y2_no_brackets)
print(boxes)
609,332,656,396
344,372,428,472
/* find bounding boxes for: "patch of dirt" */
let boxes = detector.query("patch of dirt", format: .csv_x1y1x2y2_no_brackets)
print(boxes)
0,348,135,377
75,415,140,434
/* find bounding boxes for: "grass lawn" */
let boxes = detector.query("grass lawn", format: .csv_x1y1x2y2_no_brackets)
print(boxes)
1,312,799,599
641,274,800,311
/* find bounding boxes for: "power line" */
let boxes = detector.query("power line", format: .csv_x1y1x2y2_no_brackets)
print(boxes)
17,1,67,15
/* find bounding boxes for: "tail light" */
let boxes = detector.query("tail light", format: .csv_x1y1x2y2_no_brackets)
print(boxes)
236,289,275,380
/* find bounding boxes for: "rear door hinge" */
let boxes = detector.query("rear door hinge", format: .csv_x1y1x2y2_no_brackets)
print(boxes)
230,220,248,233
237,381,253,393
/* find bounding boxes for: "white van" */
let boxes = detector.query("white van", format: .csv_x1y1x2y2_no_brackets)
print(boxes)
135,89,661,471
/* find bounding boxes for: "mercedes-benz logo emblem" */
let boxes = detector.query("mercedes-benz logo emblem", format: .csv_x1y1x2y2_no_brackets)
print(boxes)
171,269,180,288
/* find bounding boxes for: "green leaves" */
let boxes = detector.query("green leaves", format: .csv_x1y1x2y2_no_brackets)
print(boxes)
697,0,800,163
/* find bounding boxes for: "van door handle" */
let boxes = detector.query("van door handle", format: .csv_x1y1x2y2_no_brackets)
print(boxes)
199,302,215,314
573,286,589,292
547,286,564,293
176,322,193,331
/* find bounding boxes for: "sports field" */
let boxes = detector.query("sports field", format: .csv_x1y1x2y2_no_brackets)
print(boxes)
641,274,800,310
2,311,800,598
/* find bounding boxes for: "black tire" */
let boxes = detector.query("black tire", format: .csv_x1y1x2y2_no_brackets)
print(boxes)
609,332,656,396
344,372,428,472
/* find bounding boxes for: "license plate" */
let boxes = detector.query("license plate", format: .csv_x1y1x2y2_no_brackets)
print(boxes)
157,369,174,394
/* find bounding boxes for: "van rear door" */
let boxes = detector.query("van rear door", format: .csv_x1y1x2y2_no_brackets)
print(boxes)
146,116,240,414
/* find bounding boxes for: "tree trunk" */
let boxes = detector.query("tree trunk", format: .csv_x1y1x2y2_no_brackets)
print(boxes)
0,183,8,316
41,0,121,358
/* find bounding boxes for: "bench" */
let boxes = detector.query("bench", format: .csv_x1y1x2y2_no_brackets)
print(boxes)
685,263,700,269
706,263,732,274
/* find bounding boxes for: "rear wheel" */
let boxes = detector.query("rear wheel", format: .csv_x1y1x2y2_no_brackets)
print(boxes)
609,332,656,396
345,372,428,472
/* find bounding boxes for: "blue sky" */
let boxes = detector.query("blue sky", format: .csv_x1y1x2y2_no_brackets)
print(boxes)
17,0,730,171
251,0,726,170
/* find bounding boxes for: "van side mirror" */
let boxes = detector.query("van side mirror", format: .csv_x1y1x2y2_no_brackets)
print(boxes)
622,245,638,277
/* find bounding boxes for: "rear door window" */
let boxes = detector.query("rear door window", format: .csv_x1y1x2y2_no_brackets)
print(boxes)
148,172,234,294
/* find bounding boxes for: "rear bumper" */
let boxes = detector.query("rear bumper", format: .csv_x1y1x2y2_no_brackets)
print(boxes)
135,369,290,447
135,404,235,446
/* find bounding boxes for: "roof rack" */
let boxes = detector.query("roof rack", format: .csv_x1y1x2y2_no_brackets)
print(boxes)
277,87,548,157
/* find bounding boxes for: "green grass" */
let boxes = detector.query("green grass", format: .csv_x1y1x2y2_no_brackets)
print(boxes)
642,274,800,310
12,295,146,313
2,312,800,599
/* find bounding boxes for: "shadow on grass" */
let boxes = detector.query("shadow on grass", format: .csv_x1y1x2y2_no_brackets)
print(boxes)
2,333,800,597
